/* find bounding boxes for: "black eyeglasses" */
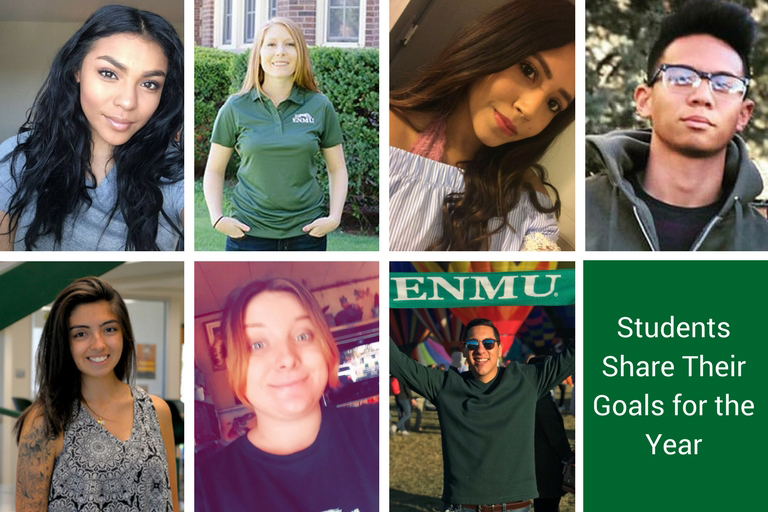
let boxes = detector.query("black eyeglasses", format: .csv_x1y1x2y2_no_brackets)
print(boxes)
649,64,749,99
464,338,497,351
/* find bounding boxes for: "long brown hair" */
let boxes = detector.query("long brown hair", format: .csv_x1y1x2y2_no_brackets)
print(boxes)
391,0,575,250
15,277,136,443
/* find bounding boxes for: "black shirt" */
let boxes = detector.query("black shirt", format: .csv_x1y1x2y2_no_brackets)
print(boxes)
533,394,572,498
196,404,378,511
631,176,724,250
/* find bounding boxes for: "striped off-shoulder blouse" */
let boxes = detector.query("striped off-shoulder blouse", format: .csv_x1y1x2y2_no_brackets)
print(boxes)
389,146,559,251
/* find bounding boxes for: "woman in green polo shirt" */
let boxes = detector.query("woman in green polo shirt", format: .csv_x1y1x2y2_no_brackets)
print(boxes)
203,17,348,251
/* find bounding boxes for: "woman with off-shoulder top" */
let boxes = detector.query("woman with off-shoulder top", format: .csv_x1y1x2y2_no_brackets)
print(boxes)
390,0,576,251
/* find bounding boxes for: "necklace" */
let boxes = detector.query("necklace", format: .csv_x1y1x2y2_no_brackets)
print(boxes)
85,383,118,426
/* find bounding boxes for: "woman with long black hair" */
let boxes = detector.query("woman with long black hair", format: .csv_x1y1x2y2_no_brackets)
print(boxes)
390,0,575,251
0,4,184,251
14,277,178,511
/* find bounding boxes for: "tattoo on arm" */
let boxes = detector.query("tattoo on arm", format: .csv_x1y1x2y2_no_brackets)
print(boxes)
16,422,54,512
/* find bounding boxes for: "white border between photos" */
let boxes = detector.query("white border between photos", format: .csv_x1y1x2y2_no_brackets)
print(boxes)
183,1,195,509
23,1,768,510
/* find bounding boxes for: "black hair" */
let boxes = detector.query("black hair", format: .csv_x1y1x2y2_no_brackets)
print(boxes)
464,318,501,343
14,276,136,443
1,4,183,250
647,0,757,80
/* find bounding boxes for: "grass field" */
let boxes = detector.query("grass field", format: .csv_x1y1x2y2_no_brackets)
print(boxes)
193,180,379,251
390,393,575,512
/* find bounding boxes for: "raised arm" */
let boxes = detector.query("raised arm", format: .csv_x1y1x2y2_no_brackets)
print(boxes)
16,407,60,512
150,396,180,512
389,338,445,403
303,144,348,237
203,143,250,239
532,343,575,398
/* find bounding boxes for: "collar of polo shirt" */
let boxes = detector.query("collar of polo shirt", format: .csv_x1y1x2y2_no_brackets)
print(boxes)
250,84,306,106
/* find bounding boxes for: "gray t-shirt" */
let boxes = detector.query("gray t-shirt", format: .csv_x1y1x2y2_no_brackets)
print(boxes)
0,135,184,251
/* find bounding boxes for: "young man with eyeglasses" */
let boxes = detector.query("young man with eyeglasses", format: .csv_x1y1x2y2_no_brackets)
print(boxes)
389,318,574,512
586,0,768,250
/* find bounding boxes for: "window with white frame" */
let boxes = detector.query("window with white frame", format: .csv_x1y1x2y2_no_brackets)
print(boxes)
222,0,233,45
327,0,361,44
269,0,278,19
244,0,256,43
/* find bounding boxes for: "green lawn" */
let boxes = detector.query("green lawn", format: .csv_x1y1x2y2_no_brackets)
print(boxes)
194,180,379,251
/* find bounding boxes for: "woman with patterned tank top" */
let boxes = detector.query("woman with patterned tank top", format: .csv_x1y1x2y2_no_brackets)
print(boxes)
14,277,178,512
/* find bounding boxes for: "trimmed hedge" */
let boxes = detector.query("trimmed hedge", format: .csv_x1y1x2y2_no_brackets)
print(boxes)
194,47,239,177
194,45,379,231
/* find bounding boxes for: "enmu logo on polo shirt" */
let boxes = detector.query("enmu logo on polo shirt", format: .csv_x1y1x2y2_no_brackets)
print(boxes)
292,113,315,124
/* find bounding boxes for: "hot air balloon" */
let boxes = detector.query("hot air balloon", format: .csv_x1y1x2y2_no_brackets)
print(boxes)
390,307,428,350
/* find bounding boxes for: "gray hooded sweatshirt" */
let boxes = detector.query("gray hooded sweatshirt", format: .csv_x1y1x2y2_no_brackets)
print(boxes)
585,129,768,251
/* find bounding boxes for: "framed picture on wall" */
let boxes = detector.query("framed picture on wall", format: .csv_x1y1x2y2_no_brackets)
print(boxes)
217,405,256,445
136,344,157,378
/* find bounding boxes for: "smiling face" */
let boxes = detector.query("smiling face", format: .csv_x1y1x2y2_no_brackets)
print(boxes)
76,33,168,154
69,301,123,379
259,23,298,81
467,42,575,147
243,291,329,422
462,325,503,383
635,34,754,158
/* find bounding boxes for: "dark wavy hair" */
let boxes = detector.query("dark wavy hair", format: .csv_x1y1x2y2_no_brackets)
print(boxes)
1,5,183,250
14,276,137,443
391,0,575,250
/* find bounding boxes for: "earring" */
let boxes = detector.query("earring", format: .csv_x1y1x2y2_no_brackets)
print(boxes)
322,393,328,407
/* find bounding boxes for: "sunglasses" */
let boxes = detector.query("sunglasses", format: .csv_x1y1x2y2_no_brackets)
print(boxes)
464,338,497,351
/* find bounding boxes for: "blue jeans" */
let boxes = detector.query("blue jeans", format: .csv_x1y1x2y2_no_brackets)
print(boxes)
395,397,411,431
225,233,327,251
444,504,531,512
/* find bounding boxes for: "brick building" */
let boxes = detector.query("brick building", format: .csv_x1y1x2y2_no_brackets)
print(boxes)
195,0,379,50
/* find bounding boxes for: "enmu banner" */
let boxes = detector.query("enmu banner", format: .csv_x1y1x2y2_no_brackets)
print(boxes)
390,270,575,308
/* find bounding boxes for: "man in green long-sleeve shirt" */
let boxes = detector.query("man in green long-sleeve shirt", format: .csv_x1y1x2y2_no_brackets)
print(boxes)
390,318,574,511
